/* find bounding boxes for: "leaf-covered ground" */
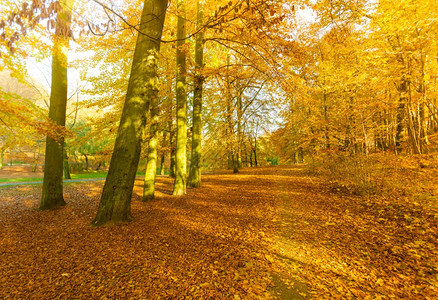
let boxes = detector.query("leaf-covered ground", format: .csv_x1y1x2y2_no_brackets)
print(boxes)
0,165,437,299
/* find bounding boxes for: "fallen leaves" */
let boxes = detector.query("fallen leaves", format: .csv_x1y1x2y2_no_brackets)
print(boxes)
0,172,278,299
270,165,438,299
0,165,437,299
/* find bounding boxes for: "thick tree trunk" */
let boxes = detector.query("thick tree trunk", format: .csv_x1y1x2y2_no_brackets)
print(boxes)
40,0,73,210
188,0,204,188
143,95,159,201
173,0,187,196
92,0,168,226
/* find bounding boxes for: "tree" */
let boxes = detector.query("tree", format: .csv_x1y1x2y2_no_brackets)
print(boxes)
40,0,74,210
173,0,188,196
143,95,159,201
92,0,168,226
187,0,204,188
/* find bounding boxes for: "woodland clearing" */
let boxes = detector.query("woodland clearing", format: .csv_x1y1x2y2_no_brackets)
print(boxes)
0,164,437,299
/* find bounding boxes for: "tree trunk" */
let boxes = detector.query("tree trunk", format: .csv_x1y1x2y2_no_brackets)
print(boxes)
169,119,176,178
159,130,166,175
63,145,71,179
173,0,188,196
40,0,73,210
232,151,239,174
395,79,407,154
84,154,88,171
0,148,4,170
236,93,242,169
143,94,159,201
323,92,330,149
92,0,168,226
188,0,204,188
225,55,237,173
253,137,258,167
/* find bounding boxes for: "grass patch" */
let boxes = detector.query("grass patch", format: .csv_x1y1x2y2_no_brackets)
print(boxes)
70,172,108,179
0,177,43,183
0,171,151,184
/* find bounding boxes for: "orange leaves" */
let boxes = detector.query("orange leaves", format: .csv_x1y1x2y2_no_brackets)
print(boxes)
0,168,281,298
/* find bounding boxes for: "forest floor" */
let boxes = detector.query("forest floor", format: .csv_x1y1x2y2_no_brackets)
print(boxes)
0,165,437,299
0,165,44,179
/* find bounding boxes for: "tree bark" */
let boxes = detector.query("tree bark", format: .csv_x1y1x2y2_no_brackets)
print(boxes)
0,148,4,170
169,120,176,178
173,0,187,195
92,0,168,226
143,95,159,201
63,144,71,179
159,130,166,175
188,0,204,188
40,0,73,210
395,79,407,154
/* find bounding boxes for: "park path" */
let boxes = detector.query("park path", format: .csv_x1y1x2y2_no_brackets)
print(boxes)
260,165,437,299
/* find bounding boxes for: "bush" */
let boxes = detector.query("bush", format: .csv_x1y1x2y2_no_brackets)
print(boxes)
309,151,389,195
309,151,438,199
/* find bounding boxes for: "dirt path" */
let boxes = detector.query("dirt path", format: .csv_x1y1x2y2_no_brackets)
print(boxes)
264,166,437,299
0,165,436,299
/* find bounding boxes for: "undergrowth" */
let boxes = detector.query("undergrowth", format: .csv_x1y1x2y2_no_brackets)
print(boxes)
309,151,438,201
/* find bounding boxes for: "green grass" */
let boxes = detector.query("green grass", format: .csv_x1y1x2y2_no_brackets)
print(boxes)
70,172,108,179
0,177,43,183
0,170,152,184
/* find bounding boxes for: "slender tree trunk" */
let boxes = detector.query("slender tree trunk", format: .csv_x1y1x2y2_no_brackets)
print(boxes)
225,55,238,174
173,0,187,195
419,53,428,153
84,154,89,171
40,0,74,210
169,120,176,178
232,151,239,173
188,0,204,188
143,95,159,201
253,137,258,167
63,145,71,179
395,79,407,154
407,103,421,154
0,148,4,170
92,0,168,226
323,92,330,149
159,130,166,175
236,93,242,169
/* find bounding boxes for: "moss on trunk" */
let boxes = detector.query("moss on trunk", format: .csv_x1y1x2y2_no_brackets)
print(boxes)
188,0,204,188
143,95,159,201
173,0,187,196
92,0,168,226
